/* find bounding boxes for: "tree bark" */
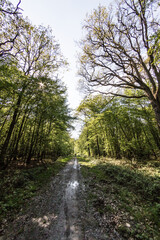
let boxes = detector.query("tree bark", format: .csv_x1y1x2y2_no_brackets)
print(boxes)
151,99,160,131
96,135,100,156
26,114,42,165
12,112,28,161
0,90,24,169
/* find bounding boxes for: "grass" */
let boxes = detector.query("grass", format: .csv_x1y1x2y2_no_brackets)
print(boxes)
0,156,71,229
78,157,160,240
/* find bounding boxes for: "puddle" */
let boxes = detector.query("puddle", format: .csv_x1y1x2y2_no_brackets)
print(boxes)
65,159,80,198
67,180,79,189
64,159,82,239
66,180,79,200
73,159,78,169
73,158,81,170
64,168,69,172
4,159,84,240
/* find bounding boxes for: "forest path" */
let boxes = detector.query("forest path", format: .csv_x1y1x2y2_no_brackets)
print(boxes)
4,159,85,240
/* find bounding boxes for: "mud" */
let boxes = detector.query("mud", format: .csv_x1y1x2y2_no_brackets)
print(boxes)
3,159,85,240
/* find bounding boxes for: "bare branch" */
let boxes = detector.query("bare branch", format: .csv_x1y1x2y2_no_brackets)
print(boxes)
0,0,22,15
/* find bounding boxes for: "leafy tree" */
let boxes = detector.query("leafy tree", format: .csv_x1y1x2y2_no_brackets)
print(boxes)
0,1,71,169
76,94,159,160
79,0,160,129
149,30,160,64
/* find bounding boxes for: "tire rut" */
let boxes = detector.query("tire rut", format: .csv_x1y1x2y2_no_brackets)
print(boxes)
3,158,84,240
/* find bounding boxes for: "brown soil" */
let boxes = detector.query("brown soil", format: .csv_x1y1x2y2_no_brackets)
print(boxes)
2,158,123,240
3,159,84,240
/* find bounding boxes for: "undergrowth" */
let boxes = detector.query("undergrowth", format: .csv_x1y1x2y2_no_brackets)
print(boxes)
0,156,71,229
78,157,160,240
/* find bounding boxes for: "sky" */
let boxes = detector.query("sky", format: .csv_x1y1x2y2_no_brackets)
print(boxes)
10,0,113,138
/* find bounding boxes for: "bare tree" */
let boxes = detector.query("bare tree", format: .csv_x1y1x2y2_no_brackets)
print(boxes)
79,0,160,128
0,0,22,57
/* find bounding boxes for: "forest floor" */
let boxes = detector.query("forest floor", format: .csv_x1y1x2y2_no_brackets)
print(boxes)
1,158,84,240
0,157,160,239
79,157,160,240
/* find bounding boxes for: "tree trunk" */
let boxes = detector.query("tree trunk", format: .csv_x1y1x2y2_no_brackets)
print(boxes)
140,102,160,150
0,91,23,169
26,115,42,165
96,135,100,156
86,128,90,157
12,112,27,161
151,98,160,131
142,127,157,159
110,128,121,159
26,128,35,165
0,107,13,135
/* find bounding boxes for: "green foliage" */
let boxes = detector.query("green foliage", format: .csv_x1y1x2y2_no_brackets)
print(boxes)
149,30,160,64
78,0,160,134
79,1,160,130
0,1,73,168
149,203,160,224
79,157,160,239
104,164,160,203
0,157,71,223
76,94,160,160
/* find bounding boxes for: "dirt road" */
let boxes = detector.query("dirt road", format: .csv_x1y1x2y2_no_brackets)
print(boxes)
4,159,85,240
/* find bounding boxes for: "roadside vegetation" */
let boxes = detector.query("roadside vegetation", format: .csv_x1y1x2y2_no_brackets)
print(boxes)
79,157,160,239
0,156,72,233
0,0,73,170
76,1,160,237
1,0,160,238
75,94,160,161
0,1,74,234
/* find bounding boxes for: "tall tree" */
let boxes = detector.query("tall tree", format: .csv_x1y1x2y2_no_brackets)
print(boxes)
79,0,160,128
0,12,67,168
76,94,159,159
0,0,22,58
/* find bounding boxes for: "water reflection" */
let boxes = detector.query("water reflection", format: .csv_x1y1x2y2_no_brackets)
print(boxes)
73,159,78,169
73,158,81,170
65,159,80,200
68,180,79,189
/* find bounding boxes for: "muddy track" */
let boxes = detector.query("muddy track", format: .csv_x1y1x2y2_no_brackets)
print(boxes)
3,159,85,240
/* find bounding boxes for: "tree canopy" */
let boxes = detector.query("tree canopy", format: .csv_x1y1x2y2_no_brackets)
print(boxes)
78,0,160,128
76,94,160,160
0,0,73,169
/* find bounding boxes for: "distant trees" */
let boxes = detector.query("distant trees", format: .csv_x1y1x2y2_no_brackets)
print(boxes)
76,94,160,160
79,0,160,129
0,0,72,169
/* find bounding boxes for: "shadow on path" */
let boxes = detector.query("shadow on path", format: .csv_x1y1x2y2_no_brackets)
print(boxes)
3,159,84,240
